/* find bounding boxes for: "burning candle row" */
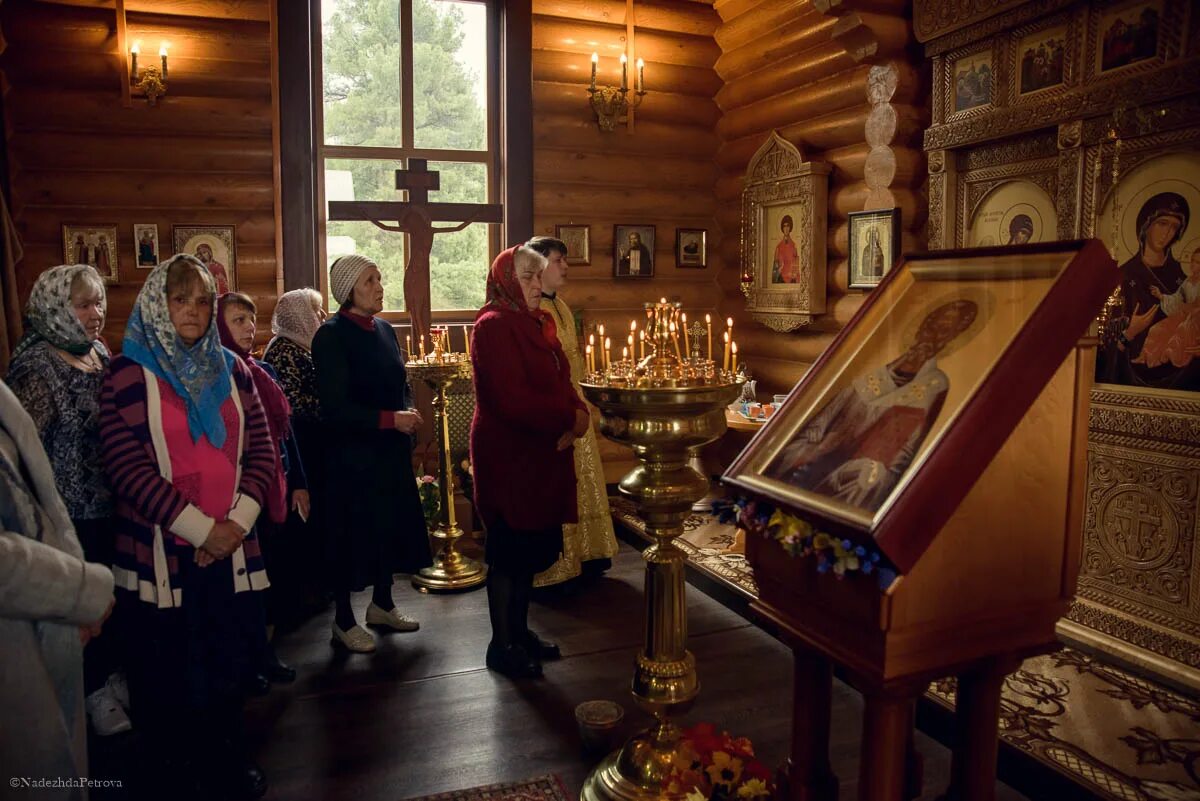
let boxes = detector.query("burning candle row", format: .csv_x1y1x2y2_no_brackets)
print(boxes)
405,325,472,365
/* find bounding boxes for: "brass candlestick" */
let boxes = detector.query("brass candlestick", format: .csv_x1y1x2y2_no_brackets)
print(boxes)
406,357,486,593
581,300,741,801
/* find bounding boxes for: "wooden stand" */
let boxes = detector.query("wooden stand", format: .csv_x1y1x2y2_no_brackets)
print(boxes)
746,338,1095,801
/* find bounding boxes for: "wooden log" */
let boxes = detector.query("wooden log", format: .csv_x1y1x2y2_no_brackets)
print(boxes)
533,16,719,69
565,278,722,310
8,131,273,173
532,50,722,97
9,3,271,62
715,43,856,112
827,11,915,63
14,169,275,210
533,114,719,159
714,14,837,81
716,104,915,168
5,89,272,137
535,183,717,218
532,0,719,36
713,0,766,24
533,81,720,128
3,46,273,99
535,148,717,190
37,0,271,22
716,64,872,142
15,209,278,245
714,0,813,53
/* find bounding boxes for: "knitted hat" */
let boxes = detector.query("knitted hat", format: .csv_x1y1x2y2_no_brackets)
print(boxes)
329,254,376,305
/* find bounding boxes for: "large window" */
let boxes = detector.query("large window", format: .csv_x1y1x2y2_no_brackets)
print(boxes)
318,0,498,313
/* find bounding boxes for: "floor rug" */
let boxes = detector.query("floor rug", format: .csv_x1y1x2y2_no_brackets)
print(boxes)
610,496,1200,801
402,775,570,801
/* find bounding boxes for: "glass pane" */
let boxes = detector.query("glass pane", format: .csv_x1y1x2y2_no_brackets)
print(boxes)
412,0,489,150
426,161,488,204
322,0,402,147
431,224,490,311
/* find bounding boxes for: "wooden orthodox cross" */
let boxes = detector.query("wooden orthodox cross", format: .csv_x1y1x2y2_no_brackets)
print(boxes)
327,159,503,345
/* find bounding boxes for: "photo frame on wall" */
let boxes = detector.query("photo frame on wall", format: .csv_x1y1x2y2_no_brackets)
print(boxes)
675,228,707,268
62,224,118,283
172,225,236,293
554,224,591,265
133,223,160,269
847,208,901,290
613,224,655,279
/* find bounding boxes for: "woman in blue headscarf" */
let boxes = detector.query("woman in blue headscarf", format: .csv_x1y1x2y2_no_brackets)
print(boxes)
99,255,275,799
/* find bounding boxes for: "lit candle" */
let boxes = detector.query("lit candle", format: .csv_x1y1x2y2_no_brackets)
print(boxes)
620,53,628,90
636,58,644,93
130,41,140,80
419,335,426,360
639,329,645,360
627,333,634,356
670,322,683,361
464,325,471,359
706,314,713,362
598,323,605,342
406,334,412,359
680,313,689,357
159,42,169,80
590,52,598,91
731,342,738,373
622,346,628,363
586,344,593,373
726,316,733,346
723,330,730,372
605,337,612,370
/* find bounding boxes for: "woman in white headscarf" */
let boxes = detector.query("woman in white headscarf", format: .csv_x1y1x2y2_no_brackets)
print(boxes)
261,288,329,624
5,264,130,738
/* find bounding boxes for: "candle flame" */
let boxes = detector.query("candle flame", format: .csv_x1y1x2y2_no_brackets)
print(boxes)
159,42,169,57
726,317,733,328
636,58,645,69
620,53,627,64
131,41,141,54
591,52,599,63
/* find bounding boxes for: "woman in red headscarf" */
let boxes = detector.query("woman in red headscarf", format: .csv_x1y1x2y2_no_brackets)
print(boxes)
470,245,590,678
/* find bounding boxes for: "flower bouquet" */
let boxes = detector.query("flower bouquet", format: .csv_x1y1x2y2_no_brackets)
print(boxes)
417,475,440,527
664,723,774,801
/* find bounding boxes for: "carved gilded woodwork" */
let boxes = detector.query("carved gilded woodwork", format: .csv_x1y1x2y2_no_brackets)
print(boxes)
919,0,1200,689
738,132,830,332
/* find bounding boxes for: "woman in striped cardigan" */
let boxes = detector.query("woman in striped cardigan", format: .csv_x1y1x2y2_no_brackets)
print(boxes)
99,255,274,800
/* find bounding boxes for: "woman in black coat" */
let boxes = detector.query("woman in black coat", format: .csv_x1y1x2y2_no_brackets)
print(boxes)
312,254,432,653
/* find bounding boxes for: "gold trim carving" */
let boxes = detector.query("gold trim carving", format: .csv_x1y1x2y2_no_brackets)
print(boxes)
1065,600,1200,671
916,0,1072,48
924,59,1200,151
955,155,1058,249
961,132,1058,169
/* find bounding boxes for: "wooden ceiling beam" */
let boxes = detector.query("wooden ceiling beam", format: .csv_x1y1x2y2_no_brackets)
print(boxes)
34,0,269,22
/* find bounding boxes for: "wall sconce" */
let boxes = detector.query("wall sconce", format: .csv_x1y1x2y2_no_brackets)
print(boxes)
587,52,645,132
130,41,169,105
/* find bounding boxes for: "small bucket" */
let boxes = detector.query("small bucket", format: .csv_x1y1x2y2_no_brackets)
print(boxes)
575,700,624,754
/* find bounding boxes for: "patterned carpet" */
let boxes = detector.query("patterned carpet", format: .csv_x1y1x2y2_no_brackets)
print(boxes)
401,776,570,801
610,497,1200,801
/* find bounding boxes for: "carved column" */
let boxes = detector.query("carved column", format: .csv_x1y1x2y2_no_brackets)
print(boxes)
1056,120,1085,240
927,149,955,250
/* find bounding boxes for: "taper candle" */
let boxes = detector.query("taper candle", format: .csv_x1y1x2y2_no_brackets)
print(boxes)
731,342,738,373
406,334,412,359
159,42,169,80
670,322,682,361
680,313,689,357
464,325,471,359
726,317,733,345
620,53,628,90
130,42,140,80
419,335,426,360
639,329,645,360
723,330,730,372
590,52,598,90
622,346,628,364
586,344,593,373
605,337,612,370
636,58,644,93
706,314,713,362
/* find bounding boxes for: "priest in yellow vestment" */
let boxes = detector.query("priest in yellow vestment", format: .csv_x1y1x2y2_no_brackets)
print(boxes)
527,236,619,586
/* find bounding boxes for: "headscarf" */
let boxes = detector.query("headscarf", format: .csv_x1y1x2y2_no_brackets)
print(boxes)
122,255,235,447
480,246,560,347
217,294,292,523
269,288,322,350
1136,192,1189,252
12,264,109,361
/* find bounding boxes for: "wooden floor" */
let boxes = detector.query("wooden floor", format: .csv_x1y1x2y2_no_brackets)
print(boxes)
232,543,1030,801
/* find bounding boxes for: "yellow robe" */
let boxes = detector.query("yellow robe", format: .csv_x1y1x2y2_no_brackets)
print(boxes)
535,294,619,586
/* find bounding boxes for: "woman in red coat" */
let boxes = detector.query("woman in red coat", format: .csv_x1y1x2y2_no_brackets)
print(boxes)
470,245,589,678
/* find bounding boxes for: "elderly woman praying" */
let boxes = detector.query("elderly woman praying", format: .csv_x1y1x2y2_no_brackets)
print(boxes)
99,255,275,799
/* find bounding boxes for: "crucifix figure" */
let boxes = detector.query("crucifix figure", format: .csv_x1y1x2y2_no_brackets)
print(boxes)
328,159,503,347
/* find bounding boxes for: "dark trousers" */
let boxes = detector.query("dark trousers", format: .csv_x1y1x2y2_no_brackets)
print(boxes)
74,517,118,695
484,519,563,647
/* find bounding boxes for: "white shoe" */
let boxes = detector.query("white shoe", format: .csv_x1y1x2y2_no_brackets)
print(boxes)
105,672,130,711
85,687,132,736
331,623,376,653
365,602,420,632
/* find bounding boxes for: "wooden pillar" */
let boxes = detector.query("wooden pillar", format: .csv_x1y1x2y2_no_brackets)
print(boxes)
938,658,1018,801
1056,120,1085,241
926,148,955,250
278,0,318,290
502,0,533,243
783,644,838,801
858,686,920,801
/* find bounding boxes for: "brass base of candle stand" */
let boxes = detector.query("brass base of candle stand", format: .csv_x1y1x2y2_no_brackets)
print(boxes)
412,523,487,593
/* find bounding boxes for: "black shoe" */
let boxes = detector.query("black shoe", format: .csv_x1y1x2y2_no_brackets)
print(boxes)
246,673,271,697
485,642,543,679
581,558,612,578
525,630,562,661
264,652,297,684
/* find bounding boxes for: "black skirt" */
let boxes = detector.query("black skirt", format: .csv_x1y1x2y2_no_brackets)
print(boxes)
484,517,564,575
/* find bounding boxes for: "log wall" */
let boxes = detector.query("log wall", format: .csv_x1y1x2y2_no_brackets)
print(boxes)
0,0,279,349
531,0,725,479
713,0,927,394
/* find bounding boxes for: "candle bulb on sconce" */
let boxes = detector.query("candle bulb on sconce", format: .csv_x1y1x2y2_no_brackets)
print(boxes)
160,42,169,80
590,52,598,91
636,58,645,94
620,53,628,90
130,41,140,80
584,50,646,132
130,39,168,105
